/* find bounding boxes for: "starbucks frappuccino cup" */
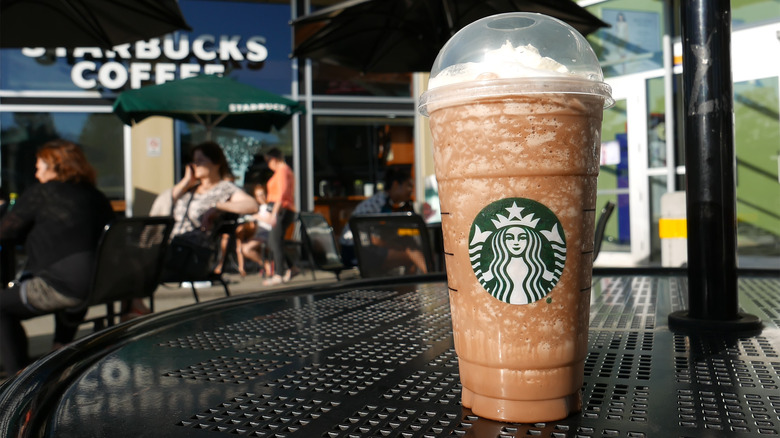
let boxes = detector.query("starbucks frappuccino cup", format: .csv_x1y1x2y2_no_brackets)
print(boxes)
419,13,613,423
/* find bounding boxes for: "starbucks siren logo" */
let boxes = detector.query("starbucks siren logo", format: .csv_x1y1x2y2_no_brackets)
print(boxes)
469,198,566,305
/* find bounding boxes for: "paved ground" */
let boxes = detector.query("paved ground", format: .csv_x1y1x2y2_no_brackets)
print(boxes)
3,266,360,382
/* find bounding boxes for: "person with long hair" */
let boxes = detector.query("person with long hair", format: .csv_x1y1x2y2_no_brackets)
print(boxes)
0,139,115,375
486,225,554,305
170,141,257,239
131,141,258,320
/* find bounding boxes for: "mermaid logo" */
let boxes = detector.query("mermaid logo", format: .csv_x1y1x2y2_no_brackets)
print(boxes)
469,198,566,305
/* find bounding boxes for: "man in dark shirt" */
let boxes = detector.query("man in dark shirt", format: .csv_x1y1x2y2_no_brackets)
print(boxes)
339,166,415,266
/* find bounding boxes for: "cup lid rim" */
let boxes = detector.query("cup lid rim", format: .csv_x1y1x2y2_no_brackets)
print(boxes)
418,77,614,116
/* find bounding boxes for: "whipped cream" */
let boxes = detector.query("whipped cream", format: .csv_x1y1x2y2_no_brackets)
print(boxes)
428,41,576,89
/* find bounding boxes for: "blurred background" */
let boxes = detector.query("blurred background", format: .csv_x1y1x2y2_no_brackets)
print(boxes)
1,0,778,269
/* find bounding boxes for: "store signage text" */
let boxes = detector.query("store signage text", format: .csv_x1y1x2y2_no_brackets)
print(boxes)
229,103,292,113
21,34,268,90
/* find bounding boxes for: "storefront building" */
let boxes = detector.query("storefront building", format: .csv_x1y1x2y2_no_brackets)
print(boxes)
583,0,780,268
1,0,778,268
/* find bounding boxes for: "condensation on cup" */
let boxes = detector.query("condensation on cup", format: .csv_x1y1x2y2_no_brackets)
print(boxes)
419,13,613,423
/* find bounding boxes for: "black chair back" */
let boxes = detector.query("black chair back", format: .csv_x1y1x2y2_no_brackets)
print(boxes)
88,217,174,306
348,212,434,278
594,200,616,261
159,213,237,301
298,212,345,280
60,217,174,332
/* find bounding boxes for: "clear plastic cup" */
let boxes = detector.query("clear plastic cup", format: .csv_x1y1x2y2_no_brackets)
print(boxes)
419,13,612,423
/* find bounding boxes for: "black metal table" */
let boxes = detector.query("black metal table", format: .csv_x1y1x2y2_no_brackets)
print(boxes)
1,272,779,437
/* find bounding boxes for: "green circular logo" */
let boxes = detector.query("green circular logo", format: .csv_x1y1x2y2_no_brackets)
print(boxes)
469,198,567,305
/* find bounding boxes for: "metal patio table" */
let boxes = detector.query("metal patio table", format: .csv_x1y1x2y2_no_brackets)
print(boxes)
1,271,779,437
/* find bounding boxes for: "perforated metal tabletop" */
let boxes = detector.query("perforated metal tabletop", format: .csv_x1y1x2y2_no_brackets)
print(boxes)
1,273,779,437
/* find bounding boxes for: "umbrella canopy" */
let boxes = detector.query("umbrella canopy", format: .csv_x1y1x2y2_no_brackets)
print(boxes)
0,0,191,49
113,75,304,137
291,0,610,73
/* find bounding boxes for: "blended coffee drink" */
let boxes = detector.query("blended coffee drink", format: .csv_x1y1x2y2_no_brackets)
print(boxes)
419,14,613,423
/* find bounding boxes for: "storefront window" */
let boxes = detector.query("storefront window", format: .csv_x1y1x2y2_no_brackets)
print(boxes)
734,77,780,261
313,116,413,196
597,99,631,254
312,115,414,236
178,121,295,189
646,77,667,169
0,112,124,199
645,75,685,176
586,0,666,78
646,75,680,263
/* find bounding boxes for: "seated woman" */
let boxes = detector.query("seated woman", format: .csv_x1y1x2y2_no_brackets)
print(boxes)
0,140,115,375
129,141,258,318
169,141,257,241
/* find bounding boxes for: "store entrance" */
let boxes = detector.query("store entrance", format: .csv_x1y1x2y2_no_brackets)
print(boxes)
311,116,414,238
596,74,652,267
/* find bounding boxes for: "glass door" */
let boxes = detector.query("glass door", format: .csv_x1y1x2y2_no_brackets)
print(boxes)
731,24,780,267
596,75,652,266
645,74,683,264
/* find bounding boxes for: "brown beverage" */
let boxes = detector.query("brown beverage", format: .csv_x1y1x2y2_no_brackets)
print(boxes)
427,92,604,422
419,13,612,423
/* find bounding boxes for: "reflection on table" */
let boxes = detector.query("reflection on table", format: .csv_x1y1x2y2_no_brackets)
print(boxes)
1,272,779,437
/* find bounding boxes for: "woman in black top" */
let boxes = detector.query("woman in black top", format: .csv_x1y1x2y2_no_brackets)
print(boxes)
0,140,114,375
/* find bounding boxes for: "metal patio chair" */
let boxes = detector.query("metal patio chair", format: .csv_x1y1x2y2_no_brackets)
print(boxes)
59,216,175,332
158,214,236,303
593,200,616,261
348,212,434,279
298,211,346,281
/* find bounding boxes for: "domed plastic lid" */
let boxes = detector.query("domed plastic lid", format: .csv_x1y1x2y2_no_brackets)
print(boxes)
419,13,613,115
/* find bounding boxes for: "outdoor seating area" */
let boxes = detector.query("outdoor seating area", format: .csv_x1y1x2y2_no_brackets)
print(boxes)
1,248,356,385
2,209,441,347
1,271,779,437
0,217,176,344
2,0,780,437
0,209,367,382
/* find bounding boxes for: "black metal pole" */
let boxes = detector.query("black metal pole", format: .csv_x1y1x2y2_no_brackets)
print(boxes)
684,0,737,318
668,0,760,332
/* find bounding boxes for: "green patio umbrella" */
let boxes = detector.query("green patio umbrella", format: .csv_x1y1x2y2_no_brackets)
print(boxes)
113,75,304,138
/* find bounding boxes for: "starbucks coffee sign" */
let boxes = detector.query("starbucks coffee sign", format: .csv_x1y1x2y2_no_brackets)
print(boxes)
469,198,567,305
21,34,268,90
